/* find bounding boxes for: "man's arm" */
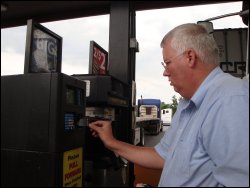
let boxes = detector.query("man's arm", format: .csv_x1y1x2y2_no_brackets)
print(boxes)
89,120,164,169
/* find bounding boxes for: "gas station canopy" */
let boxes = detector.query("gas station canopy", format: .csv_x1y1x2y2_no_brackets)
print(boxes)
1,1,233,29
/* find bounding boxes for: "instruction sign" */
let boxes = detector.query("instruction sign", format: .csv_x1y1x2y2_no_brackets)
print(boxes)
63,147,83,187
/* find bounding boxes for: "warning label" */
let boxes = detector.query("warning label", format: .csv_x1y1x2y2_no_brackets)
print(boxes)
63,147,83,187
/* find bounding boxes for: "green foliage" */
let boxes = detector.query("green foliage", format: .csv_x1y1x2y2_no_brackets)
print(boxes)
169,95,178,115
161,102,171,109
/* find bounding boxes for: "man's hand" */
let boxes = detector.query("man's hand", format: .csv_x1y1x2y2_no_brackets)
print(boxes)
89,120,116,148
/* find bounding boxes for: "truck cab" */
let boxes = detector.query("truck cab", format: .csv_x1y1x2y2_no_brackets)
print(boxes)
161,108,172,126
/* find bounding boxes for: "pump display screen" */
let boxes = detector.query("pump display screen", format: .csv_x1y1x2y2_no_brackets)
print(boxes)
66,88,75,105
66,87,83,106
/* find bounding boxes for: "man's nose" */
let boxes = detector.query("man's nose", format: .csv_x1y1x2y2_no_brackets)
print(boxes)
163,69,169,77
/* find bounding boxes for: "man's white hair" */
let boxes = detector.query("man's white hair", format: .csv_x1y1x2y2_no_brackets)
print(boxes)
161,23,219,65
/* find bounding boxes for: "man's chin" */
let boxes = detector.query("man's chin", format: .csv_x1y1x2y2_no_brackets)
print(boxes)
173,86,179,93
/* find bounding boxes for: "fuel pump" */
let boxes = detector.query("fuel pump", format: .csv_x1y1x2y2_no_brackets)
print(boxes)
72,74,130,187
1,73,87,187
1,20,88,187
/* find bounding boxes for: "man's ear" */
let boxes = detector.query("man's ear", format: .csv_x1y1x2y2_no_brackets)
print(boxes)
186,49,196,68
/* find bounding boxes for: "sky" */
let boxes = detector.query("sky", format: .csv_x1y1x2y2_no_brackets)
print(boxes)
1,1,247,104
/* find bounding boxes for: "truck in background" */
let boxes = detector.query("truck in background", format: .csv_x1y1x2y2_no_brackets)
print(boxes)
213,28,248,79
136,99,163,139
197,2,248,80
161,108,172,126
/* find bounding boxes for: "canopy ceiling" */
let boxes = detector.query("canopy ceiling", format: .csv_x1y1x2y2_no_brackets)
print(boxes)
1,1,238,28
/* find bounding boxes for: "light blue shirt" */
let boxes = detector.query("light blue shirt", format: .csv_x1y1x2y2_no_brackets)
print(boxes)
155,67,249,187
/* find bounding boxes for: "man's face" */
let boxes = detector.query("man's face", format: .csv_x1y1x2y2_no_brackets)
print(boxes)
162,45,189,97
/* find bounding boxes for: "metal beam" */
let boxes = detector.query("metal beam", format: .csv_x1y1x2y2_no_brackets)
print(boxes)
1,1,236,28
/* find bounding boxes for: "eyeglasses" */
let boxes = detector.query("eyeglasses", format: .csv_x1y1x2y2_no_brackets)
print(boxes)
161,51,185,70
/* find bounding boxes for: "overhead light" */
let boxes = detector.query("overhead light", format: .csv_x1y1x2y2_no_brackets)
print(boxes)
1,3,8,12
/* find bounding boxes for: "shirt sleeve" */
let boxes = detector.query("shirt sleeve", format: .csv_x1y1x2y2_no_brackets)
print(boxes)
154,128,171,160
201,94,249,187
